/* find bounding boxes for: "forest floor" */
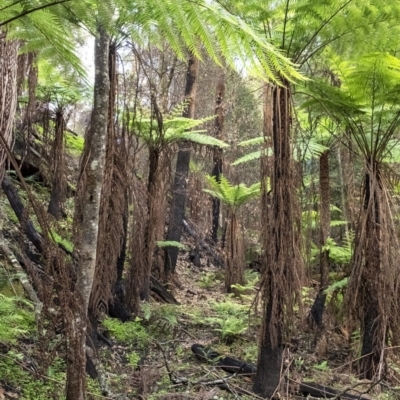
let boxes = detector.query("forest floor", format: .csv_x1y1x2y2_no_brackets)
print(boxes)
0,175,400,399
2,232,397,400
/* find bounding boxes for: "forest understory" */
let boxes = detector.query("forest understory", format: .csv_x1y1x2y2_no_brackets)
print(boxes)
4,2,400,399
1,181,399,400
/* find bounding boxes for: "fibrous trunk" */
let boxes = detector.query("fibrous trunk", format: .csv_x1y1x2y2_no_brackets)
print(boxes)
254,82,302,397
66,23,110,400
0,31,19,180
211,73,225,243
356,166,386,379
89,41,129,320
48,109,66,219
164,55,199,277
225,212,245,294
310,150,330,328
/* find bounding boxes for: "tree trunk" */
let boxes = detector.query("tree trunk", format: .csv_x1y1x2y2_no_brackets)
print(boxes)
254,82,302,397
48,109,66,219
310,150,330,328
66,23,110,400
88,40,129,320
224,212,245,294
359,168,385,379
164,55,199,277
0,30,19,180
211,73,225,243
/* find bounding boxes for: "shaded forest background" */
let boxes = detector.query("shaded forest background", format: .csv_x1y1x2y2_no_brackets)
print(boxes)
2,1,400,399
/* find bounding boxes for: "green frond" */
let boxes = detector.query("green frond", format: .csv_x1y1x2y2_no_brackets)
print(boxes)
178,132,229,148
296,139,329,161
232,150,263,166
6,7,86,80
204,175,261,209
238,136,264,146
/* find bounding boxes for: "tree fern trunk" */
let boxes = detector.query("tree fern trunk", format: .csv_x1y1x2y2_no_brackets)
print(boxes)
254,81,302,397
310,150,330,328
225,212,245,294
164,54,199,276
67,23,110,400
0,31,19,181
211,73,225,243
359,168,385,379
48,109,66,219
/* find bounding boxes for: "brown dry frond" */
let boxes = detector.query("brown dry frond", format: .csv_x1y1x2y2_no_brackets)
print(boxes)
0,32,19,181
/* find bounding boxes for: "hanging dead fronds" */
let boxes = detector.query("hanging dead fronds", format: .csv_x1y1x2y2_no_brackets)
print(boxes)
346,164,400,379
0,31,19,181
254,82,304,397
89,41,130,318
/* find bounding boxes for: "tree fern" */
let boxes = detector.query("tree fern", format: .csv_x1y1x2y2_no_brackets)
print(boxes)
204,175,261,209
134,109,229,149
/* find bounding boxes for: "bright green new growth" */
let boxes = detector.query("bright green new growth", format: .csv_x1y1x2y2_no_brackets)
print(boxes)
134,104,228,149
232,135,328,166
0,294,35,344
204,175,261,210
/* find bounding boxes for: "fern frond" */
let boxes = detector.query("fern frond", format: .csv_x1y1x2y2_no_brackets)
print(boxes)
204,175,260,208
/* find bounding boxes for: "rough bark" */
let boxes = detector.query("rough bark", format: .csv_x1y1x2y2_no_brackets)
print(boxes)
359,169,385,379
89,40,129,319
224,212,245,294
310,150,330,328
66,24,110,400
48,109,66,219
164,55,199,276
0,30,19,180
211,74,225,243
254,82,302,397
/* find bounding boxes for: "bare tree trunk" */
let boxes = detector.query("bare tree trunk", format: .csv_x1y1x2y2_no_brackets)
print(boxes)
164,55,199,277
254,82,302,397
66,23,110,400
211,73,225,243
0,31,19,180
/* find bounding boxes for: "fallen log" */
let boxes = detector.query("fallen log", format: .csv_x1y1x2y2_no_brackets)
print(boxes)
191,344,370,400
150,276,180,305
191,344,255,376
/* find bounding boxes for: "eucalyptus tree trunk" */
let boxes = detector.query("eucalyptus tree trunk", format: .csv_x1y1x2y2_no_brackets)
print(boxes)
66,24,110,400
0,31,19,180
164,55,199,277
211,73,225,243
254,82,302,397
